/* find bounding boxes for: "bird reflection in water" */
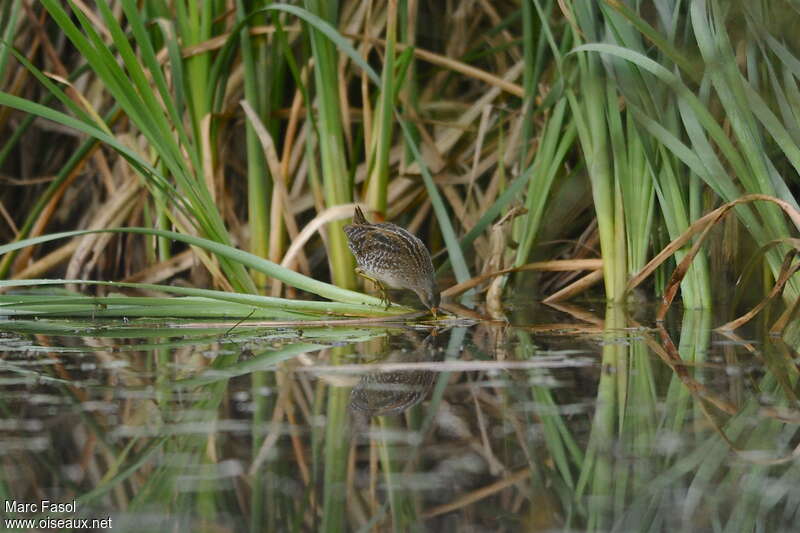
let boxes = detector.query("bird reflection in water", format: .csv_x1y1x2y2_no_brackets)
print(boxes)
349,329,443,435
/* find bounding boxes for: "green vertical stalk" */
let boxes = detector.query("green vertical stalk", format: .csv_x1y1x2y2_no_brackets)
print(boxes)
576,303,625,529
652,147,712,308
303,0,355,289
567,80,624,300
515,98,576,266
151,155,172,262
600,0,712,306
364,0,397,216
249,370,270,531
679,310,710,436
625,337,657,510
321,349,350,532
237,0,271,292
0,0,22,83
598,1,659,289
154,345,171,409
377,416,418,529
520,0,553,169
399,0,419,169
520,0,535,165
516,329,578,501
176,1,212,157
568,2,628,302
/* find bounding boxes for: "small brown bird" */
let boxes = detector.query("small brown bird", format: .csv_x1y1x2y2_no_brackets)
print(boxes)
343,206,439,316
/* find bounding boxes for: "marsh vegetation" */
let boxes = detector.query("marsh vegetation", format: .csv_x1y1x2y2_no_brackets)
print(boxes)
1,1,800,531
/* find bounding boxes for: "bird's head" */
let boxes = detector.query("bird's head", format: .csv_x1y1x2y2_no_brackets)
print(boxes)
414,279,440,316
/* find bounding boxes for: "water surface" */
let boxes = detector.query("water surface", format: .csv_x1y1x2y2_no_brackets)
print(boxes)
0,302,798,532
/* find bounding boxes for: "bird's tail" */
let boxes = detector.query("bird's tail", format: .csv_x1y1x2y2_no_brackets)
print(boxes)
352,205,368,224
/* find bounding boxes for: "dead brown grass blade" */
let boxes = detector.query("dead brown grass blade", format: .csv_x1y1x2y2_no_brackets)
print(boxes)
714,237,800,335
442,259,602,298
769,293,800,336
181,26,302,58
623,194,800,321
10,144,100,274
656,208,723,321
651,325,800,464
9,240,78,281
541,268,604,303
628,194,800,294
348,34,524,97
542,301,604,327
285,394,311,485
66,177,141,281
279,203,361,274
240,100,300,266
421,468,530,519
646,326,736,414
121,250,195,284
0,199,18,236
717,251,800,331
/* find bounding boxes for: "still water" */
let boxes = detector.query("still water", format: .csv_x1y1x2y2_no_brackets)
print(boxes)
0,302,798,532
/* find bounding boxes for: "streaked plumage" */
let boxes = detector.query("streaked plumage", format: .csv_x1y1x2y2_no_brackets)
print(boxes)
349,368,436,417
349,330,441,434
343,206,439,315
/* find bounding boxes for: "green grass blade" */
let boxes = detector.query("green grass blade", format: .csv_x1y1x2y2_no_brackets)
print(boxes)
399,119,471,285
237,0,271,289
0,228,388,306
0,279,405,317
266,3,379,85
364,1,397,216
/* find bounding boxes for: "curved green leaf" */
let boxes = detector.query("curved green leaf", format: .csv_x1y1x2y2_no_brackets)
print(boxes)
0,227,392,308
